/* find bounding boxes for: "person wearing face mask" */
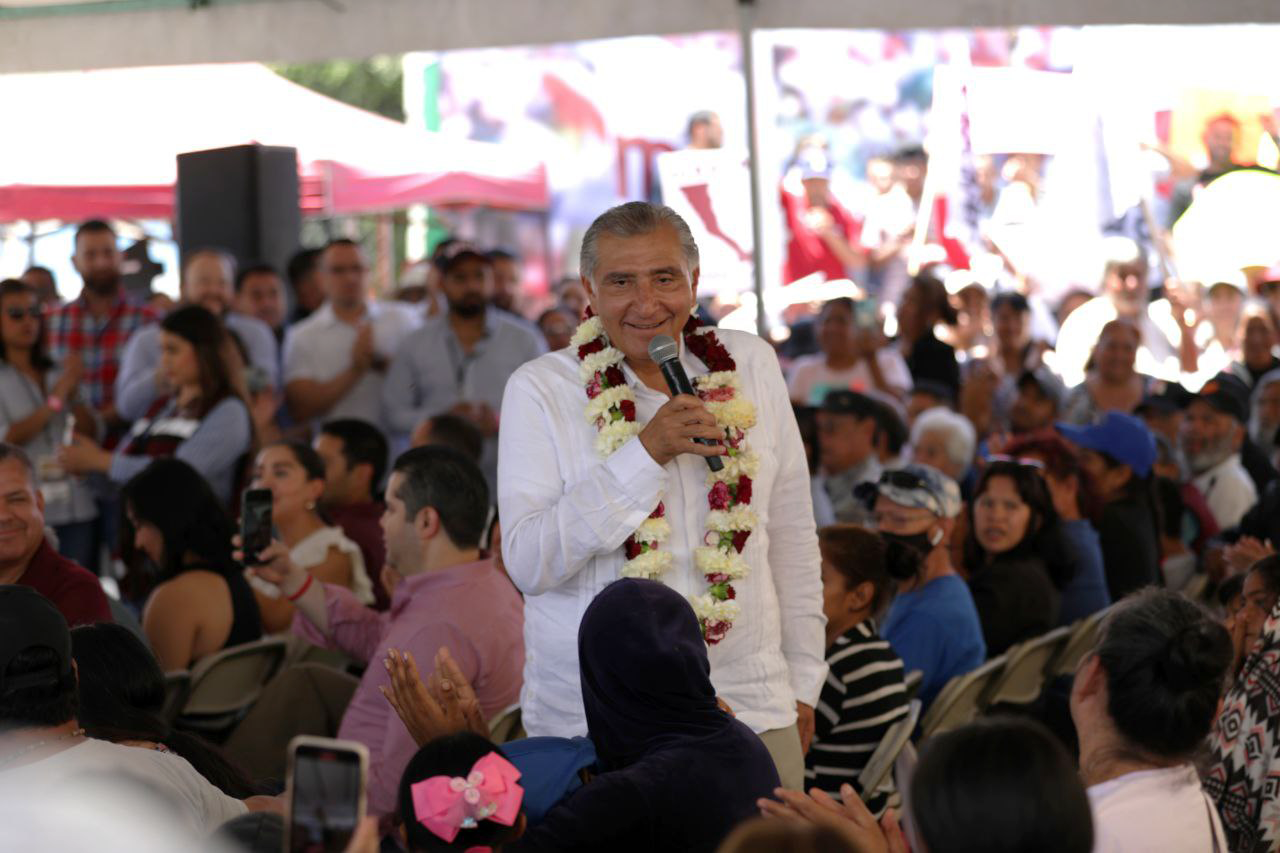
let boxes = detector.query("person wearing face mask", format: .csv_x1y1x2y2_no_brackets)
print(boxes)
114,249,279,422
384,242,545,488
854,463,985,707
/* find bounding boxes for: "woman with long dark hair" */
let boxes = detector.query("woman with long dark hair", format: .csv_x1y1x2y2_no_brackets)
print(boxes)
71,622,256,798
0,280,98,568
807,525,911,817
60,304,252,505
963,460,1067,654
896,274,960,395
121,458,261,670
1060,319,1152,425
1003,431,1112,624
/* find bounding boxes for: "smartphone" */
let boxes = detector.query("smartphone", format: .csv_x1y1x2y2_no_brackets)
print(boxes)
854,296,879,329
284,736,368,853
240,488,273,566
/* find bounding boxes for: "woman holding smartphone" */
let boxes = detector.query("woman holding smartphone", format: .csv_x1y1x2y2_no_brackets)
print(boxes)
249,441,370,633
60,305,252,506
0,279,98,568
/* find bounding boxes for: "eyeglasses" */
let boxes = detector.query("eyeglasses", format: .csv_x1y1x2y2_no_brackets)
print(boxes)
4,307,40,321
987,454,1045,470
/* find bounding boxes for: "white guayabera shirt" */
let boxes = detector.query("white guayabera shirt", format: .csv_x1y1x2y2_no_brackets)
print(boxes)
498,327,827,737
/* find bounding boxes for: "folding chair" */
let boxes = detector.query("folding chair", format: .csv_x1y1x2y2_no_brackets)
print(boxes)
488,705,524,744
982,626,1072,708
161,670,192,724
177,636,289,732
918,655,1006,740
858,699,922,805
1048,607,1110,679
903,670,924,701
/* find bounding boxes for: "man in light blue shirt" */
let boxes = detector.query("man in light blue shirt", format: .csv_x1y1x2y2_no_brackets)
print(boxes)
383,243,545,486
115,249,279,420
855,463,986,707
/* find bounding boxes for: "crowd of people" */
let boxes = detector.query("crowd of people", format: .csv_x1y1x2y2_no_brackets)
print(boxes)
0,181,1278,853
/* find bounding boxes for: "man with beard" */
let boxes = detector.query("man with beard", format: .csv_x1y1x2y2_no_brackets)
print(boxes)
283,239,420,434
46,221,157,437
1181,374,1256,529
384,242,544,487
113,249,279,421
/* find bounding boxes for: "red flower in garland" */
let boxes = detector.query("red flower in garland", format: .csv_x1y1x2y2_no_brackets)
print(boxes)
725,585,737,600
618,399,637,421
731,530,750,553
604,366,625,387
624,537,643,560
709,481,731,510
736,476,753,505
577,339,606,359
586,377,603,399
651,502,666,519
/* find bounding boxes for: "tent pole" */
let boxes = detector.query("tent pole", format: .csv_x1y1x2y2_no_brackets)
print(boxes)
737,0,767,338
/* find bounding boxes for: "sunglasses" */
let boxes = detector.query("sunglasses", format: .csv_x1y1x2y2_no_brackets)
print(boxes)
879,469,929,490
4,307,40,321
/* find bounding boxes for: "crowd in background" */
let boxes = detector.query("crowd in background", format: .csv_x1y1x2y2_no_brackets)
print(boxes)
1,106,1279,852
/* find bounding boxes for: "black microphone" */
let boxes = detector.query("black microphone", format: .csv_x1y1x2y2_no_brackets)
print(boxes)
648,335,724,472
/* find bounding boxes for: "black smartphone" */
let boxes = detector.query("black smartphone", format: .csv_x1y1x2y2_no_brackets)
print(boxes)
241,488,273,566
284,736,368,853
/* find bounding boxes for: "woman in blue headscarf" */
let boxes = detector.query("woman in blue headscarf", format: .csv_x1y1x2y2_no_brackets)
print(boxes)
385,578,780,852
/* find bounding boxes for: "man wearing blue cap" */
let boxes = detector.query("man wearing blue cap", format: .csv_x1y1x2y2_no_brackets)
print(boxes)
855,463,985,707
1057,412,1161,599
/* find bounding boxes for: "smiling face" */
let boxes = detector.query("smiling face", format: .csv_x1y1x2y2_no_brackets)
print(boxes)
584,224,698,368
251,445,324,524
182,252,235,316
1095,324,1138,383
973,474,1034,556
0,458,45,574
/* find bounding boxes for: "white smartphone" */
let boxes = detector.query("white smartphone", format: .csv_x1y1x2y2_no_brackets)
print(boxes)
284,736,369,853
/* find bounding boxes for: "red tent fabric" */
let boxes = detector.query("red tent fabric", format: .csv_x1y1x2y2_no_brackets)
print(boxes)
0,63,548,221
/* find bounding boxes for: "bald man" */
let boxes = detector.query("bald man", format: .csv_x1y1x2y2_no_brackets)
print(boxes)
114,249,280,421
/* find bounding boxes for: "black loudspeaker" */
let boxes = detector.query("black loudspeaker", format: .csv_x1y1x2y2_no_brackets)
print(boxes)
176,144,301,276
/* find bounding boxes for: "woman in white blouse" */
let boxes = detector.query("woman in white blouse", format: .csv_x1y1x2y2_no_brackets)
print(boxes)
1071,588,1230,852
249,441,371,632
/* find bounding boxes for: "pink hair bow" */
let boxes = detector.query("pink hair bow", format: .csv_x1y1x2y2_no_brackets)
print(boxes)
411,752,524,844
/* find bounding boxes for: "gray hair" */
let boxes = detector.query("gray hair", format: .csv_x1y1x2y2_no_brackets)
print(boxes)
910,407,976,475
579,202,700,283
0,443,37,488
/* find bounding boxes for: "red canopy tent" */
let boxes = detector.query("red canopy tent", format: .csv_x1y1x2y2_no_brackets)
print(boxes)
0,63,549,222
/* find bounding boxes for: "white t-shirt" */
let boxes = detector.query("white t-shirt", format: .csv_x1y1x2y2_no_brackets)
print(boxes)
787,352,912,405
1089,764,1226,853
0,737,246,835
1192,453,1257,530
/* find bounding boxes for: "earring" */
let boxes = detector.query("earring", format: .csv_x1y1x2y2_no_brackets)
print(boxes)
306,501,316,511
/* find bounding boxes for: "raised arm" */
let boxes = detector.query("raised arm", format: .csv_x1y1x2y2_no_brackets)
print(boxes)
497,367,668,596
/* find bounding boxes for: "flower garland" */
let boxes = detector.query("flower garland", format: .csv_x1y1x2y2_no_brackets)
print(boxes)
572,311,758,644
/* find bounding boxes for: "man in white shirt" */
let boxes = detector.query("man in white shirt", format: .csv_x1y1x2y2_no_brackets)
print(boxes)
1181,374,1257,529
283,239,420,433
1053,237,1192,387
115,249,280,420
498,202,825,790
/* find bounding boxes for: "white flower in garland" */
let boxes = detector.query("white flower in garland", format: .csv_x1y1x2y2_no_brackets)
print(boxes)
575,312,757,644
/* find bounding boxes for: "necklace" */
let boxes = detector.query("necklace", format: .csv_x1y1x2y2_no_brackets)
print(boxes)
573,311,757,644
0,727,85,768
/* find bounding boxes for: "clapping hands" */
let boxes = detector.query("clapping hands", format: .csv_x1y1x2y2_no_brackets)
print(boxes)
758,784,909,853
380,646,488,747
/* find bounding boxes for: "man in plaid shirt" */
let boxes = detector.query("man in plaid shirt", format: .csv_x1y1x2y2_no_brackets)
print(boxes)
46,220,157,436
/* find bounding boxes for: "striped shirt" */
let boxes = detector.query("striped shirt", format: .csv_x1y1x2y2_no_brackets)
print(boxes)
804,619,910,818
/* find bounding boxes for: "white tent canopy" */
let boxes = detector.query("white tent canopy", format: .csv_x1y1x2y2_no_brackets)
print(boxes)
1,0,1279,74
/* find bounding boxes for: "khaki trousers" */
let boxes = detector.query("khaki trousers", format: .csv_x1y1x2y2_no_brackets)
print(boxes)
223,663,360,783
757,722,805,791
